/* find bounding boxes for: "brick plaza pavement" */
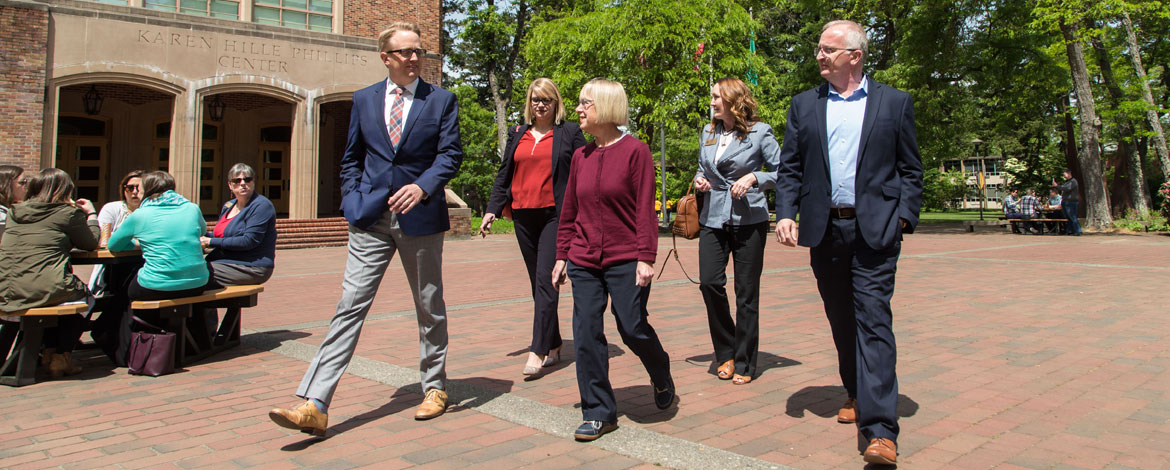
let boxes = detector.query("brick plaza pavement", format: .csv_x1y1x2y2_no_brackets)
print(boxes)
3,226,1169,469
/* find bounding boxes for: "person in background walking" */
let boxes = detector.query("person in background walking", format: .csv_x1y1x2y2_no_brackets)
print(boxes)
1054,169,1081,235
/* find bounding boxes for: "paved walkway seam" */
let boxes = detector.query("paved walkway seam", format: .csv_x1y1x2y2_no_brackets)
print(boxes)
244,334,790,470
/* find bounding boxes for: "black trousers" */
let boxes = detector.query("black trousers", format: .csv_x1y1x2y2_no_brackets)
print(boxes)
127,268,220,338
698,222,767,377
512,207,562,355
809,217,900,443
568,260,671,423
43,313,86,354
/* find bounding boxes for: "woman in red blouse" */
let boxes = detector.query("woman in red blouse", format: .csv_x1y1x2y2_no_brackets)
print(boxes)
481,78,587,377
550,79,674,441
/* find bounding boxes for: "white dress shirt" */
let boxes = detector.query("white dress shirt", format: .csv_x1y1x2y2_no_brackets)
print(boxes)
384,77,419,141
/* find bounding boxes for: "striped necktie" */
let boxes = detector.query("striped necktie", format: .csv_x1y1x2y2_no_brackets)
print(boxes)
387,86,405,147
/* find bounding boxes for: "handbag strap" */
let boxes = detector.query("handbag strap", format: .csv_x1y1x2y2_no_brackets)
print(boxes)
656,230,700,285
131,315,168,333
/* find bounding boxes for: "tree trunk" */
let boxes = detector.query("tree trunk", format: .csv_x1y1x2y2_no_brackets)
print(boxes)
1060,20,1112,228
1091,34,1148,214
1121,11,1170,179
489,68,508,155
489,0,529,159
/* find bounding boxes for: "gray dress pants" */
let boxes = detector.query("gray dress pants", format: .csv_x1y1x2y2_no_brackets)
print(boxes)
297,211,448,405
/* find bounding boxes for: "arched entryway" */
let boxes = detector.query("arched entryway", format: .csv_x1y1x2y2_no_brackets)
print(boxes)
316,99,352,218
55,83,175,205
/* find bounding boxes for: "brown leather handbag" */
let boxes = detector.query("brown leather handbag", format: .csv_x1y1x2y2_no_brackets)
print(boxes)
671,181,701,240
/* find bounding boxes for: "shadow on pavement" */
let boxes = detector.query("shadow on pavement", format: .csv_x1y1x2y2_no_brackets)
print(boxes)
684,352,801,380
614,384,679,423
785,385,919,420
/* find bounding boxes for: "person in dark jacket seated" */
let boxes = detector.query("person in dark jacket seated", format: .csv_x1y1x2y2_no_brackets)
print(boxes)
0,168,100,377
201,163,277,286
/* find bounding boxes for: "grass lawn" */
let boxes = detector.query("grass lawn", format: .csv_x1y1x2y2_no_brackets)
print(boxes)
471,216,515,234
919,210,1001,223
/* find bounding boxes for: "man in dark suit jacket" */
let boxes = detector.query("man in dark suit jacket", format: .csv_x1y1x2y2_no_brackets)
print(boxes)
269,22,463,436
774,20,923,465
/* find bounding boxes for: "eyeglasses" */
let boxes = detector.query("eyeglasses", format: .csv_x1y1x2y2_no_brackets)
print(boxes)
230,177,254,184
123,184,139,191
578,98,595,109
815,45,858,57
531,97,555,105
386,48,426,58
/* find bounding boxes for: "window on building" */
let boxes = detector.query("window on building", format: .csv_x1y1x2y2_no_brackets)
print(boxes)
987,157,1006,176
145,0,241,19
253,0,332,32
943,160,962,173
963,160,979,175
90,0,130,5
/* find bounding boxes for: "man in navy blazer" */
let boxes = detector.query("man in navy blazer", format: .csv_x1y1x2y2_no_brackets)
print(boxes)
269,22,463,436
774,20,923,465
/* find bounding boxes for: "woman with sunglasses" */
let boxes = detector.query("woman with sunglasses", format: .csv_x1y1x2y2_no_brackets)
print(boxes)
88,170,144,289
201,163,277,286
0,164,27,241
481,78,587,377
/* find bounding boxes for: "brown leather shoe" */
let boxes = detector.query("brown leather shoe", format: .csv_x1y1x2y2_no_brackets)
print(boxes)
837,398,857,424
863,437,897,464
414,388,448,420
269,401,328,436
716,360,734,380
49,352,82,378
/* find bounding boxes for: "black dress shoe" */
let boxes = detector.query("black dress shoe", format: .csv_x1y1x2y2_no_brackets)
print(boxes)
653,377,675,410
573,420,617,441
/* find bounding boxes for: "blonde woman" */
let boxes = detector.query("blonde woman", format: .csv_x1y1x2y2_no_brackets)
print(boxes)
551,79,674,441
482,78,587,376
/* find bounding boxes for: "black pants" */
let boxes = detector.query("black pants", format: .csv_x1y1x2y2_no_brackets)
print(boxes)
43,313,86,354
698,222,767,377
127,269,220,339
89,258,144,366
513,207,562,355
809,217,900,443
568,260,671,423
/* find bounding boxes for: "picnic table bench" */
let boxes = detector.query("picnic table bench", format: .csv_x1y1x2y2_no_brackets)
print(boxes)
1,303,90,386
130,285,264,368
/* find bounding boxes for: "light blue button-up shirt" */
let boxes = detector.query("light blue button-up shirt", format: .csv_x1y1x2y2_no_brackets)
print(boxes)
826,76,869,208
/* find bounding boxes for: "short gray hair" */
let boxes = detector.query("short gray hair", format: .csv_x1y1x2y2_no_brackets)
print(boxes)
227,163,255,181
822,20,868,61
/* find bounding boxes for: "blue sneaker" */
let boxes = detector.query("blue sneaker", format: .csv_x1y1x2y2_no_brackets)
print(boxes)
573,420,618,441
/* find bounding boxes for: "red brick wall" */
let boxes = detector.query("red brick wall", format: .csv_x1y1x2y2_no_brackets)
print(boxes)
0,5,48,170
343,0,442,85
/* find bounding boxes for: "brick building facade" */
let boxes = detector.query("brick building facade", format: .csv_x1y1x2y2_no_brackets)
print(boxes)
0,0,459,226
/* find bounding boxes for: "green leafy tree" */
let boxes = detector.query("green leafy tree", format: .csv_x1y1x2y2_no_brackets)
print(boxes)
448,84,502,214
524,0,772,203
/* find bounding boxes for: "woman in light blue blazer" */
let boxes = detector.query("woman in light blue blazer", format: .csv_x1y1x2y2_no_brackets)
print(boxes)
693,77,780,385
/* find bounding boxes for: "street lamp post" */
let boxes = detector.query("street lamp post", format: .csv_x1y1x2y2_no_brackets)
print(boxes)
972,138,985,221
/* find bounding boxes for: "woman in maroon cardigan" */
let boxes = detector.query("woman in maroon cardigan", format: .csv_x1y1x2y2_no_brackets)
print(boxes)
481,78,586,377
551,79,674,442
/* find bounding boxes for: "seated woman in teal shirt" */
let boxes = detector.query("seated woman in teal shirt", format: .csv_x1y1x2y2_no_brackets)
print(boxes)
107,171,214,300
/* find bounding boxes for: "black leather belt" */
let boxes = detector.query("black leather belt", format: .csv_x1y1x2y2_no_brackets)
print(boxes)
829,207,856,219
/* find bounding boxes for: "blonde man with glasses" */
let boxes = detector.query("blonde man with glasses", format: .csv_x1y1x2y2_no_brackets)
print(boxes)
268,21,463,436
